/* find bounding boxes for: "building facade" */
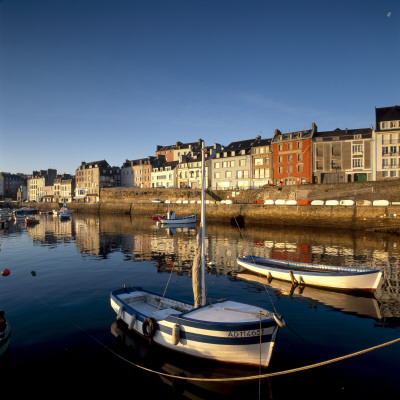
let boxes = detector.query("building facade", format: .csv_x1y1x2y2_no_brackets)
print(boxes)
313,128,373,184
251,137,273,188
155,139,203,162
372,105,400,180
151,161,178,188
210,138,255,190
121,156,164,188
271,124,316,185
75,160,114,203
27,169,57,202
0,172,28,201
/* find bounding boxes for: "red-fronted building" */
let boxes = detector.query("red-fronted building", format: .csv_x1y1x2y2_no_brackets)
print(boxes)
271,123,317,185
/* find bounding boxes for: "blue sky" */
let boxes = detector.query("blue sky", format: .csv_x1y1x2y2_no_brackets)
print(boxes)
1,0,399,175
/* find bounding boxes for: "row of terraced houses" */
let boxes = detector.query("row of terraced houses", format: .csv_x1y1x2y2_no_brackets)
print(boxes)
1,105,399,203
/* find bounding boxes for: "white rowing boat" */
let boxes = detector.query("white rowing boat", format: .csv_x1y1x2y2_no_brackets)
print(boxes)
236,256,382,293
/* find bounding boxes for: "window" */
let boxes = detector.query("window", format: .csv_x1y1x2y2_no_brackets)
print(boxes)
352,144,363,154
382,147,389,156
287,143,293,150
237,171,243,178
254,169,259,178
239,159,246,166
214,172,220,179
390,146,397,155
278,156,283,163
391,158,397,168
259,169,265,178
298,141,303,149
297,164,303,173
353,159,363,168
390,171,397,177
225,171,232,178
288,155,293,162
381,122,386,129
382,159,388,168
297,153,303,162
254,158,263,166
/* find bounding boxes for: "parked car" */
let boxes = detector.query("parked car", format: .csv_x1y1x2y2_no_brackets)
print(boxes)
260,183,274,189
152,199,164,203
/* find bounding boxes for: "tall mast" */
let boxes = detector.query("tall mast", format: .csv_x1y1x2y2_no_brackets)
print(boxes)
200,142,206,305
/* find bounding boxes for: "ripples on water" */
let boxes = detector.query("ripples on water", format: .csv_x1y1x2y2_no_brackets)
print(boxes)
0,213,399,399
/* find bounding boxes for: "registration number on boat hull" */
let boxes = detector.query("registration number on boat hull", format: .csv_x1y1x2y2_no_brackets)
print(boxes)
228,329,264,338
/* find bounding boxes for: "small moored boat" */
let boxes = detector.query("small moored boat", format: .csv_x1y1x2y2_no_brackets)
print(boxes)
159,211,196,225
25,216,40,226
236,256,382,294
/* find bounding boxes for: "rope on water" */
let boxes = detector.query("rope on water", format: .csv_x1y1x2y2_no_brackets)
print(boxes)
105,335,400,382
41,298,400,383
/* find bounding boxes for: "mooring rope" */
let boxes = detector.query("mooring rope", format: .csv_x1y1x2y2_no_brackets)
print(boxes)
41,298,400,383
104,335,400,382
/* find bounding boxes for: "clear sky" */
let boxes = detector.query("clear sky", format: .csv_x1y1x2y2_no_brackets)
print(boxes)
1,0,399,175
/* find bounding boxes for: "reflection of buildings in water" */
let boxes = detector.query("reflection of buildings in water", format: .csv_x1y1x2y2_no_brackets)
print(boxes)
25,215,73,245
69,215,400,301
74,217,105,256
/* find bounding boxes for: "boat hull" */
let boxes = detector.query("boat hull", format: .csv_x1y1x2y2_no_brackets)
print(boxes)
110,287,280,367
237,256,382,293
160,214,197,225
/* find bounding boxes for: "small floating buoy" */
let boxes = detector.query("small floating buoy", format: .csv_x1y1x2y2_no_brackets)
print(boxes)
31,271,37,277
1,268,10,276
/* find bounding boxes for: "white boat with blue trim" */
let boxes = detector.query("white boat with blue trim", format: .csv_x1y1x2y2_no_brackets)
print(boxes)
236,256,383,294
110,144,284,367
159,211,196,225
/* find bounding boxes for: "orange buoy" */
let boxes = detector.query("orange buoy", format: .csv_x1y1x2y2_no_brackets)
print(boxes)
1,268,10,276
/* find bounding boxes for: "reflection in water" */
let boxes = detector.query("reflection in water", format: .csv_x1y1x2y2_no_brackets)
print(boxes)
18,212,400,317
237,272,383,321
110,320,269,400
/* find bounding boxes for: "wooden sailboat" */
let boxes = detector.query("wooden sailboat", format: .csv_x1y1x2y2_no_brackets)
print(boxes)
237,256,382,294
110,144,284,367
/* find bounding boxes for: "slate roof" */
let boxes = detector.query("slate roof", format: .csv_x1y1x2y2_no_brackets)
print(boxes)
375,105,400,127
314,128,372,140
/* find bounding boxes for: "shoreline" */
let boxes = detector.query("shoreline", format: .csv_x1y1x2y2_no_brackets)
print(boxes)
24,201,400,231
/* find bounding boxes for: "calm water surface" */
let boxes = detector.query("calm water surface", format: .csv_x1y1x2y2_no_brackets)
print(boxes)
0,213,400,399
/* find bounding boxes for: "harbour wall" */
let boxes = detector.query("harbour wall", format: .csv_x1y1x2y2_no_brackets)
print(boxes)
26,181,400,230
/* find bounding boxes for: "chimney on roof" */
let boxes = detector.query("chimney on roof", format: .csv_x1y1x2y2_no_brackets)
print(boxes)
256,135,261,140
311,122,317,133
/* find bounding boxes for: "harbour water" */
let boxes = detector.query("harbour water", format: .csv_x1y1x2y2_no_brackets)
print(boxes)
0,213,400,399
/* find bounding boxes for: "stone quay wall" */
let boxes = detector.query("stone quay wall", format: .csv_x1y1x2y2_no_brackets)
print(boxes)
26,181,400,231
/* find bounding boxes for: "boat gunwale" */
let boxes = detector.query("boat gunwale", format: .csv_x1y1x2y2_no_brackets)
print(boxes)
238,256,382,276
111,288,277,330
